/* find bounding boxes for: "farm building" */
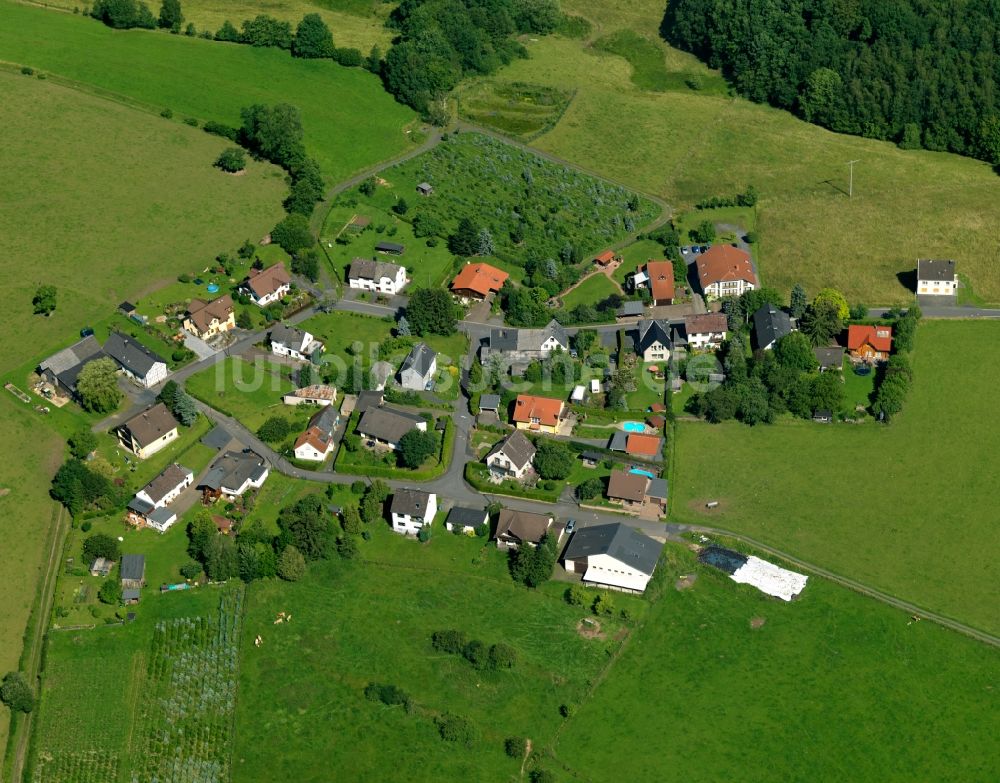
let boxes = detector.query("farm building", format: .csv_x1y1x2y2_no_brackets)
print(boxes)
562,523,663,594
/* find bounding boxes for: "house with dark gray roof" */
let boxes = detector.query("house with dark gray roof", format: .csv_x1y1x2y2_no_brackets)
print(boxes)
616,300,646,320
751,304,793,351
390,488,437,536
270,323,324,362
485,430,536,481
354,390,384,414
199,450,269,500
398,342,437,391
201,425,233,451
348,258,408,296
635,320,675,362
357,406,427,450
478,394,501,413
916,259,958,297
562,523,664,593
103,332,168,387
116,403,179,459
120,554,146,590
127,463,194,532
446,506,488,534
480,319,568,371
813,346,844,372
37,335,106,395
495,508,555,551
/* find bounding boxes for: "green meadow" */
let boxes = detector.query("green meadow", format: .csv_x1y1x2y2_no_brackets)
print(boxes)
673,321,1000,634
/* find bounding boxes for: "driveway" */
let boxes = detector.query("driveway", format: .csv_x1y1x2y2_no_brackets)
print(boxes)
182,330,217,361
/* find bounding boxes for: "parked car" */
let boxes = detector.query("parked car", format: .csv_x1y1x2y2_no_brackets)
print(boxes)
565,519,576,535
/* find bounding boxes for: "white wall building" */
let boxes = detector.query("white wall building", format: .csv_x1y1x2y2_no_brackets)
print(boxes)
389,489,437,536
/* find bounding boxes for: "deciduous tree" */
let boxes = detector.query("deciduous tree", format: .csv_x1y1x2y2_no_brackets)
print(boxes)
292,13,335,58
76,357,123,413
32,285,56,316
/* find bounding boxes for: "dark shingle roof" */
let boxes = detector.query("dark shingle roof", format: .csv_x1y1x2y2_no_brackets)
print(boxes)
390,488,433,518
354,390,384,413
357,407,421,445
349,258,403,282
447,506,487,528
617,301,646,317
646,478,669,500
119,554,145,582
479,394,501,411
636,319,673,354
38,335,105,391
608,431,628,451
201,425,233,450
496,509,552,545
486,430,536,471
562,523,663,576
400,342,436,378
269,323,306,347
751,305,792,350
917,259,956,282
200,450,268,491
139,464,192,504
104,332,166,378
813,346,844,370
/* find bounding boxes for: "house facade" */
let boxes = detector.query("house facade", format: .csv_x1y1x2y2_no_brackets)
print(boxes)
103,332,168,388
126,463,194,533
241,263,291,307
511,394,564,435
696,245,758,300
183,295,235,339
357,406,427,450
495,509,554,551
390,489,437,536
398,342,437,391
348,259,407,295
684,313,728,351
562,523,664,594
636,320,674,363
116,403,179,459
485,429,536,480
270,324,324,362
293,406,339,462
916,259,958,297
848,325,893,362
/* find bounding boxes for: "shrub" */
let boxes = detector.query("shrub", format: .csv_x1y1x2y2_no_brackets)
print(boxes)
487,642,518,670
333,47,363,67
364,682,411,709
83,533,120,562
277,545,307,581
592,593,616,616
215,147,246,173
417,527,431,543
183,117,199,127
257,416,290,443
564,584,589,606
178,272,192,283
180,561,202,580
351,480,366,494
435,713,477,745
68,428,97,459
98,578,122,605
0,672,34,714
203,120,239,141
431,629,468,654
504,736,527,758
20,66,33,75
530,771,556,783
160,107,173,119
462,639,488,669
80,520,92,533
559,703,574,718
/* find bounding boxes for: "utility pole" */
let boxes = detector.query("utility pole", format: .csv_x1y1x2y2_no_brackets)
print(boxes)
846,159,860,198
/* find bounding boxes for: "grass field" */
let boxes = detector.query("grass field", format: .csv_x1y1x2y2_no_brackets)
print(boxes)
455,79,574,140
186,357,298,432
560,273,620,310
673,321,1000,634
233,527,640,781
486,0,1000,305
0,1,415,179
555,545,1000,782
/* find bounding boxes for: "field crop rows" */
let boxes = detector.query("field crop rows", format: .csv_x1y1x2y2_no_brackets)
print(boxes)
32,750,120,783
130,587,244,783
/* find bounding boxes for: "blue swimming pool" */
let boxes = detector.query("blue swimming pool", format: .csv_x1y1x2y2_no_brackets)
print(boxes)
206,283,220,293
630,468,655,479
622,421,645,433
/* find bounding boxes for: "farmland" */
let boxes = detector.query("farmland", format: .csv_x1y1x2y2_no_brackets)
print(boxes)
455,80,574,141
672,321,1000,634
490,0,1000,305
555,546,1000,783
29,586,243,783
0,0,416,179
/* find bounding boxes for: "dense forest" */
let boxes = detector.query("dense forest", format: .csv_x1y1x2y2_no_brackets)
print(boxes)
662,0,1000,165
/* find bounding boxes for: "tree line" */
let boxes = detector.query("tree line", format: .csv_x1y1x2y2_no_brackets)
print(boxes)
662,0,1000,166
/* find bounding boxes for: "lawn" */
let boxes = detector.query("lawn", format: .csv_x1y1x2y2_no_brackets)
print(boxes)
296,309,393,375
495,0,1000,305
672,321,1000,634
454,79,574,140
0,1,416,179
626,362,667,412
186,357,296,429
560,273,621,310
233,527,639,781
554,545,1000,782
612,238,666,285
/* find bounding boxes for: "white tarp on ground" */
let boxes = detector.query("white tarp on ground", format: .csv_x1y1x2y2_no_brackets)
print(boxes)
729,556,808,601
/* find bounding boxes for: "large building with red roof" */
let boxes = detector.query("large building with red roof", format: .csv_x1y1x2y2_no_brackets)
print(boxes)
696,245,758,300
450,263,509,300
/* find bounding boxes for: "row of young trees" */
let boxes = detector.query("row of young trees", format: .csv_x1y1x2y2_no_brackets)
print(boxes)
663,0,1000,165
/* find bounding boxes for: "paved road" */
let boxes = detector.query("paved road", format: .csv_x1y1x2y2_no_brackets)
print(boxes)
868,305,1000,319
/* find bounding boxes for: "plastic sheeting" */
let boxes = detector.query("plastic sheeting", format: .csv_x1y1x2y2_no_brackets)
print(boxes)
730,556,808,601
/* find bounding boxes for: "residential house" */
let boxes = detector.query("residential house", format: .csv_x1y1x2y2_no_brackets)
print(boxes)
201,425,233,451
293,406,340,462
200,450,269,502
183,295,235,339
370,361,394,391
283,385,338,406
398,342,437,391
376,241,405,255
126,463,194,532
390,489,437,536
684,313,728,351
357,406,427,450
446,506,488,534
916,259,958,297
606,470,650,513
241,263,291,307
636,320,675,363
450,262,509,300
593,250,618,267
633,261,675,305
269,324,324,362
416,182,433,196
511,394,565,434
118,301,136,317
696,245,758,300
485,429,536,480
813,346,844,372
480,319,569,370
646,478,669,513
562,523,664,594
120,554,146,590
625,433,662,459
751,304,792,351
116,403,179,459
848,325,893,362
580,451,604,468
90,557,113,577
103,332,168,388
37,335,106,395
348,258,408,296
495,508,555,551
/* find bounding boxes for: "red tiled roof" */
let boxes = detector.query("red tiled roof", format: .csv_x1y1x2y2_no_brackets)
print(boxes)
644,261,675,301
450,263,509,297
626,433,661,457
696,245,757,287
847,325,892,353
294,426,332,454
512,394,564,427
594,250,616,265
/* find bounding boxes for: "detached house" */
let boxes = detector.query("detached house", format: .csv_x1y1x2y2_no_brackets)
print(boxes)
390,489,437,536
636,320,682,363
450,263,509,300
605,470,668,516
269,324,324,362
511,394,565,434
38,335,106,396
348,259,407,295
495,508,555,551
684,313,728,351
241,263,291,307
631,261,675,305
480,319,568,371
485,429,536,481
200,450,269,501
848,325,892,362
104,332,168,388
916,259,958,297
446,506,488,534
357,406,427,450
116,403,179,459
562,523,664,594
293,406,339,462
126,463,194,532
696,245,757,300
751,304,792,351
398,342,437,391
183,295,235,339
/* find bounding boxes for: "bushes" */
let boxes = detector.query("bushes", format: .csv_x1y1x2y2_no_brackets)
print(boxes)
505,736,528,758
257,416,290,443
0,672,34,714
431,629,468,654
431,630,518,671
364,682,412,710
696,186,758,209
98,578,122,605
83,533,121,562
90,0,156,30
435,713,477,745
203,120,238,141
214,147,246,173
